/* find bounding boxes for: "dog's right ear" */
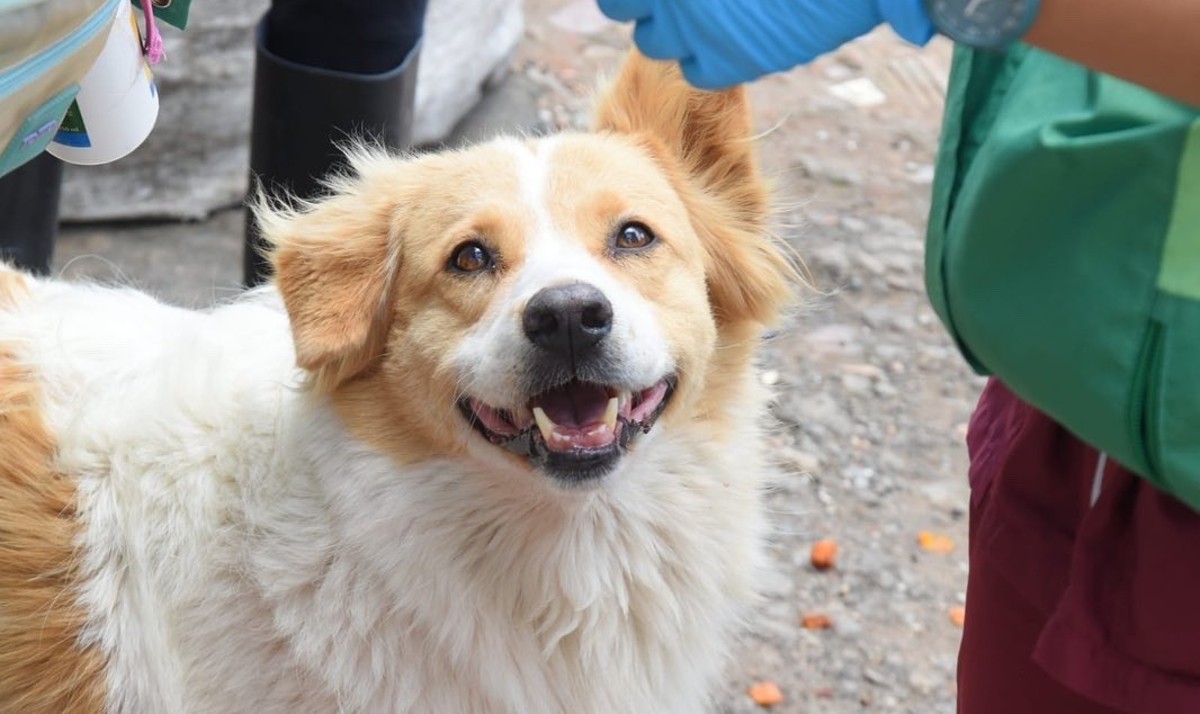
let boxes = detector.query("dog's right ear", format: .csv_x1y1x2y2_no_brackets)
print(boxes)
256,158,402,392
592,51,796,328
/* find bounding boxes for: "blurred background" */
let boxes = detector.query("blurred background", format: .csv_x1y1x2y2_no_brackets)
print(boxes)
46,0,984,710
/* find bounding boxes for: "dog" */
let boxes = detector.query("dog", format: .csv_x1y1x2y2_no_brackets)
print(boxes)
0,51,794,713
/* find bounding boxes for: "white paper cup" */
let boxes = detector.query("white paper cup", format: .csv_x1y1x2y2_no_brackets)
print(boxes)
47,0,159,165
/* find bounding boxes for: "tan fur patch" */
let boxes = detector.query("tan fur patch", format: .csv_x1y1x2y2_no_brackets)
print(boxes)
0,267,29,309
592,52,798,328
0,345,106,712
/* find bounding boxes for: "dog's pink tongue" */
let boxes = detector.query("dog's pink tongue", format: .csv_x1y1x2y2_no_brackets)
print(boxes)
533,382,618,453
538,382,609,427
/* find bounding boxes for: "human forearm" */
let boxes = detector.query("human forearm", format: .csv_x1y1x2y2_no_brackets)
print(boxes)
595,0,1200,103
1024,0,1200,106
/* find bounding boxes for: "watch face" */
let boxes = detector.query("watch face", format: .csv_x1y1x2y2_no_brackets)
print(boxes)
929,0,1037,49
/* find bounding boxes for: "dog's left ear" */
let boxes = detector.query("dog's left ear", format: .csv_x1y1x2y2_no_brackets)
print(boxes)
257,171,400,391
593,51,795,326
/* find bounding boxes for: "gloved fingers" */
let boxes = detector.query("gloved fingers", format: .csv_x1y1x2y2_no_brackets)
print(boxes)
596,0,654,22
878,0,936,45
632,15,690,61
679,55,743,91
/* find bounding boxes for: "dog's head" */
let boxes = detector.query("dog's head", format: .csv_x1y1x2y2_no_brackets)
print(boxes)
260,52,794,488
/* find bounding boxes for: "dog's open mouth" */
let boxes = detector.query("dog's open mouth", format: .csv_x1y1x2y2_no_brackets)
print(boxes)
458,376,676,482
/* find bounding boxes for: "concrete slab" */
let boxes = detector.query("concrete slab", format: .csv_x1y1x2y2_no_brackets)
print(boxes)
54,210,244,308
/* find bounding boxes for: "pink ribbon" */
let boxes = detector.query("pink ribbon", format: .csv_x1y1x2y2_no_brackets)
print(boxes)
142,1,166,64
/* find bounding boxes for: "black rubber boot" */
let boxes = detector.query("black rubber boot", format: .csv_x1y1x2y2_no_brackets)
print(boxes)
0,151,63,275
242,20,420,286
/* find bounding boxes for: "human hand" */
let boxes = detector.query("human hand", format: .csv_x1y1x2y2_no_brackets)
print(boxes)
597,0,935,89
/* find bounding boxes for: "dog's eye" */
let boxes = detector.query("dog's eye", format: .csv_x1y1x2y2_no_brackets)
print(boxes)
449,241,495,274
614,222,656,251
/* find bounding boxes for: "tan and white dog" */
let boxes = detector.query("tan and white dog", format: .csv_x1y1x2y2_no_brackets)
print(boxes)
0,52,794,713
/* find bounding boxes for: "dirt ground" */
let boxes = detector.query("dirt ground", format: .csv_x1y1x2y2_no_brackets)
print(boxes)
54,1,986,711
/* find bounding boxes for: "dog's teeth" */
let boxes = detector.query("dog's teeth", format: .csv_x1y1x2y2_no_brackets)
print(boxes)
618,390,632,413
514,404,533,428
603,396,619,429
532,407,556,441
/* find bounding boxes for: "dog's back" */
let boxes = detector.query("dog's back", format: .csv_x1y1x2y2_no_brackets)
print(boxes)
0,268,319,712
0,268,108,712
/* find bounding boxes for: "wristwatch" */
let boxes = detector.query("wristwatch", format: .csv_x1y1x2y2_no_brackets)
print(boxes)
923,0,1042,51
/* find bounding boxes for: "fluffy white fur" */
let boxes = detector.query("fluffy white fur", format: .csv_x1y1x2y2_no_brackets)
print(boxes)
0,273,769,713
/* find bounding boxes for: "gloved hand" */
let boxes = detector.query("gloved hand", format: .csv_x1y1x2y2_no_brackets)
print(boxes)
597,0,935,89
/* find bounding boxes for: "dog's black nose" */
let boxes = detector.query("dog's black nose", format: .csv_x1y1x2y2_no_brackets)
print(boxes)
523,283,613,358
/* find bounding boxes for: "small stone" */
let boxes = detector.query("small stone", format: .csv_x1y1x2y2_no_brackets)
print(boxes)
863,667,893,688
873,380,899,398
855,251,887,276
759,568,795,597
908,163,936,184
849,435,871,452
841,374,872,394
836,616,864,637
908,667,942,695
840,362,885,379
919,483,963,512
839,677,861,698
846,466,876,491
886,274,919,291
840,215,869,233
823,62,855,81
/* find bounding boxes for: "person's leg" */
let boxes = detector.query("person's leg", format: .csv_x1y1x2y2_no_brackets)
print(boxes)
0,152,63,275
265,0,427,75
242,0,429,286
956,548,1124,714
955,380,1124,714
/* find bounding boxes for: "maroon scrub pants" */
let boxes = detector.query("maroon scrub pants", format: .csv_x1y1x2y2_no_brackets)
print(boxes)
958,380,1200,713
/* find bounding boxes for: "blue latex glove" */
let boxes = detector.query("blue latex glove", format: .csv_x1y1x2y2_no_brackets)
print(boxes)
597,0,935,89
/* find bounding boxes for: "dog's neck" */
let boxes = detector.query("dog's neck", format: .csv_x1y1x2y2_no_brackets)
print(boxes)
233,398,765,713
